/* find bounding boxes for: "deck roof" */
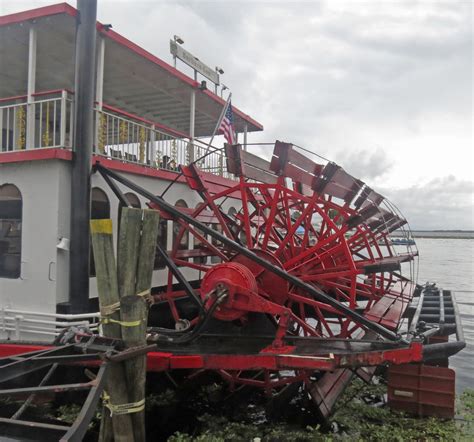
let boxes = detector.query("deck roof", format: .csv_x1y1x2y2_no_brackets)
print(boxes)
0,3,263,138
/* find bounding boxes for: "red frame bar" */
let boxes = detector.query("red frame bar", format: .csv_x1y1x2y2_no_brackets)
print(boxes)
0,342,424,373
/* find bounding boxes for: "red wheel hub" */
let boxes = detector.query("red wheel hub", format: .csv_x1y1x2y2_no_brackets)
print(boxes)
232,249,289,305
201,262,258,322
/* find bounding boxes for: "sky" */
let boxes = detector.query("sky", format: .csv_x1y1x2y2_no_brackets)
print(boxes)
1,0,473,230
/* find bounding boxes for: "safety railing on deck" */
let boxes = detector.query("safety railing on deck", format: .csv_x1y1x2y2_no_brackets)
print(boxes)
0,307,100,340
95,104,190,169
0,90,74,151
94,104,228,177
0,89,228,178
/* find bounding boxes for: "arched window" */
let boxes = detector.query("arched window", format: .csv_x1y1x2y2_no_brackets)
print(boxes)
124,193,141,209
193,203,207,264
153,217,168,270
91,188,110,220
227,206,239,239
0,184,22,278
211,223,223,263
90,188,110,276
173,199,189,265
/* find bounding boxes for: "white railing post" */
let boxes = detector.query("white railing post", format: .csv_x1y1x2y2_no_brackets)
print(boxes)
60,90,67,147
69,96,74,149
188,88,196,163
26,26,37,149
12,107,17,149
94,37,105,153
0,108,3,151
150,124,157,166
15,315,23,340
244,123,248,151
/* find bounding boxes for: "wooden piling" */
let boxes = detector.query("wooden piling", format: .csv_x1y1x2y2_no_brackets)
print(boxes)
135,210,161,296
92,208,160,442
117,207,142,299
128,209,160,442
121,295,148,442
90,219,135,442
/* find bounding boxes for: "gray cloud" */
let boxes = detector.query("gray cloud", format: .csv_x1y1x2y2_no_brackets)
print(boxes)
335,147,393,181
381,176,474,230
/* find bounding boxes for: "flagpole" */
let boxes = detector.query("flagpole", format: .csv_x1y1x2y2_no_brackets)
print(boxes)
204,92,232,156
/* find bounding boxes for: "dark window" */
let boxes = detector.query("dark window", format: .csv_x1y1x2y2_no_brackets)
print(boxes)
153,218,168,270
211,223,223,263
227,206,239,238
0,184,22,278
193,203,207,264
173,199,189,265
124,193,141,209
90,188,110,276
91,188,110,220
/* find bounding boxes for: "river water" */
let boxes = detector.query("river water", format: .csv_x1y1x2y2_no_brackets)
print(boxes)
413,238,473,392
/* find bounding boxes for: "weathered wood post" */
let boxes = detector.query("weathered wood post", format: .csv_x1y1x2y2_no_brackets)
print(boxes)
123,209,160,442
90,219,135,442
92,208,160,442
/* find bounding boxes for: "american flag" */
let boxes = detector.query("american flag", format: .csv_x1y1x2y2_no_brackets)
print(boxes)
219,101,236,144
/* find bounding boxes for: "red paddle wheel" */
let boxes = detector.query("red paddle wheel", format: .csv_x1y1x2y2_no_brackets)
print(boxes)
156,141,418,337
143,141,419,414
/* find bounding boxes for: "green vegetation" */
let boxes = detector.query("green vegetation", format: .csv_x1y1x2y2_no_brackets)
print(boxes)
166,380,474,441
3,376,472,441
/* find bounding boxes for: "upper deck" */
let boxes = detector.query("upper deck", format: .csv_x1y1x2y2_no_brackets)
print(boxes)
0,3,263,176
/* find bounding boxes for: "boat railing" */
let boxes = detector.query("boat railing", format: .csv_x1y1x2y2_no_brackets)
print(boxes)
0,89,74,151
94,104,228,176
0,89,229,178
94,104,189,170
0,307,100,340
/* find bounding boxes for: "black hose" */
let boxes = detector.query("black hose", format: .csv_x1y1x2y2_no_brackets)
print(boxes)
150,292,225,344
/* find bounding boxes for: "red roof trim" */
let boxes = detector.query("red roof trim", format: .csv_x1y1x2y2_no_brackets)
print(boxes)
0,2,76,27
92,156,188,183
0,89,74,103
0,148,72,164
0,94,27,103
33,88,74,97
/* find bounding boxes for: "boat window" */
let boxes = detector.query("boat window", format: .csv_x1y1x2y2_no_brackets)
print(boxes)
0,184,22,279
91,188,110,219
124,193,141,209
153,217,168,270
173,199,189,265
90,188,110,276
211,223,223,263
227,207,239,238
193,203,207,265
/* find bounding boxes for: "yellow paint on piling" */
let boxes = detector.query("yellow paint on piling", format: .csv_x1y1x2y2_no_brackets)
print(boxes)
90,219,113,234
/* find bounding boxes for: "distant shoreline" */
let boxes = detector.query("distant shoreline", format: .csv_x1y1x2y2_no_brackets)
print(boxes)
392,231,474,240
413,235,474,239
